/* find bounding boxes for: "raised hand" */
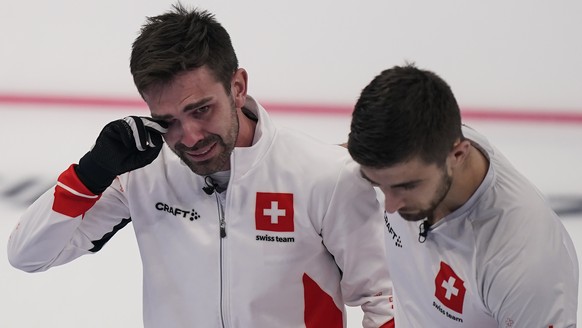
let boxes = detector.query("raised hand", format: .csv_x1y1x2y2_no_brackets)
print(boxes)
75,116,168,194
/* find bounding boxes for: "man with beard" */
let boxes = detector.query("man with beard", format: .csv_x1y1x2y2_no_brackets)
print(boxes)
347,64,578,327
7,5,395,328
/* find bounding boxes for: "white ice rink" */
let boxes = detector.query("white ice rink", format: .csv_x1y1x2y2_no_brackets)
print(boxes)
0,104,581,327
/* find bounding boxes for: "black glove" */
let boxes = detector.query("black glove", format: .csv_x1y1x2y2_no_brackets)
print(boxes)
75,116,168,194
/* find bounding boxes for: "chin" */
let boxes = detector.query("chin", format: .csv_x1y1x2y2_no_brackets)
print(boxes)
398,212,426,222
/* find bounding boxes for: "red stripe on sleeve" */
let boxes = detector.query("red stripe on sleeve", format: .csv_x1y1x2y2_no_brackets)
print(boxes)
380,318,395,328
52,164,101,218
303,273,343,328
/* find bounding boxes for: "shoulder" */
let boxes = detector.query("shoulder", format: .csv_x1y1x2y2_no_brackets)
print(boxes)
272,127,353,173
271,128,374,196
471,190,577,317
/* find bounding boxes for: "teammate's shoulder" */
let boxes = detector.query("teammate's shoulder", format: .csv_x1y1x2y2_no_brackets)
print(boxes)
277,128,349,159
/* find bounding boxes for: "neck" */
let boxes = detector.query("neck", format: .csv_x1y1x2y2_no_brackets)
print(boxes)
235,109,257,147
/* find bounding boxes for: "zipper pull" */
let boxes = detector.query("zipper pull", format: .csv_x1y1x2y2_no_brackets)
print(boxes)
215,191,227,238
220,219,226,238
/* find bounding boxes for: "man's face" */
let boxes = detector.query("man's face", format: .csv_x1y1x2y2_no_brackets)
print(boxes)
144,66,240,175
361,157,452,222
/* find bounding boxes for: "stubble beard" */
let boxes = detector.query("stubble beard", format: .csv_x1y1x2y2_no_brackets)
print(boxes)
175,102,239,176
399,170,452,222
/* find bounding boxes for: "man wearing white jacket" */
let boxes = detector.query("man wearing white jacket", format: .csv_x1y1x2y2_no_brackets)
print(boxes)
8,4,394,328
348,64,578,327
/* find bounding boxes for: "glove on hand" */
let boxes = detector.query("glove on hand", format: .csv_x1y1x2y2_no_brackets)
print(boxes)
75,116,168,194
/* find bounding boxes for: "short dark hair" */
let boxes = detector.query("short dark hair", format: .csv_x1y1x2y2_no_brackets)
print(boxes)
348,64,463,168
130,3,238,96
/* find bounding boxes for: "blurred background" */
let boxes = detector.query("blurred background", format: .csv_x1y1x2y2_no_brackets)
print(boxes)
1,0,581,326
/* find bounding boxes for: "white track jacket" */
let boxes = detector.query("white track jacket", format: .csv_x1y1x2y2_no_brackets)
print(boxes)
383,126,578,327
8,97,395,328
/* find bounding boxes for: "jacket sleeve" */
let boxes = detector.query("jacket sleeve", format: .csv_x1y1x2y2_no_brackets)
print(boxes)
480,207,578,328
321,158,395,328
7,164,131,272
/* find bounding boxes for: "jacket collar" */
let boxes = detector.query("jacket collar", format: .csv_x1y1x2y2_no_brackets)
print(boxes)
230,96,277,180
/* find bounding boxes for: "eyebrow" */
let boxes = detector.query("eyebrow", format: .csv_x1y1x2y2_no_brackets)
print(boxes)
359,169,422,189
391,180,421,189
359,170,379,186
151,96,214,120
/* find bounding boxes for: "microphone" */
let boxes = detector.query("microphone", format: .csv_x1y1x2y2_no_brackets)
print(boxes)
418,220,429,243
202,176,217,195
202,185,215,195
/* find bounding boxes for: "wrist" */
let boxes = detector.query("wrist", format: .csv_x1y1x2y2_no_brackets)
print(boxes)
75,152,118,194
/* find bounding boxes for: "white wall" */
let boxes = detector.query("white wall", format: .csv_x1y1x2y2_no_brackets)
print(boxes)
1,0,581,112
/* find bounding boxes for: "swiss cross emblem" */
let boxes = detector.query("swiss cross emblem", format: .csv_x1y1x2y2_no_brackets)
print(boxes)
434,261,466,314
255,192,294,232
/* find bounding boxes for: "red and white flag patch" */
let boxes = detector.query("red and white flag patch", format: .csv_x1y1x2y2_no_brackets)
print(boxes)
255,192,294,232
434,261,466,314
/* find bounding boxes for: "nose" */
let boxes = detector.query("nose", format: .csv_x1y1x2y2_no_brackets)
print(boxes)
179,120,205,148
383,189,405,214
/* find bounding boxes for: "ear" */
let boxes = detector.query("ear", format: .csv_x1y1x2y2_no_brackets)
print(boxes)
231,68,248,108
448,139,471,168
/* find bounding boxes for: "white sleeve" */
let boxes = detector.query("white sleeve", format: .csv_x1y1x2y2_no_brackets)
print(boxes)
480,209,578,328
321,159,395,328
7,165,131,272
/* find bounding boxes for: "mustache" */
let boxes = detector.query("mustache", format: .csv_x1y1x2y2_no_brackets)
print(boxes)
175,135,221,152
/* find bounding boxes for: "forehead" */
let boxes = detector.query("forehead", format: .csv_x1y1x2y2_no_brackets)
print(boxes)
361,157,440,185
142,67,224,109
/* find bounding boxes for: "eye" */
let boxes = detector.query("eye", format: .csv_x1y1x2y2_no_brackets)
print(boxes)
401,183,417,191
194,105,210,115
163,118,175,125
158,118,177,128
